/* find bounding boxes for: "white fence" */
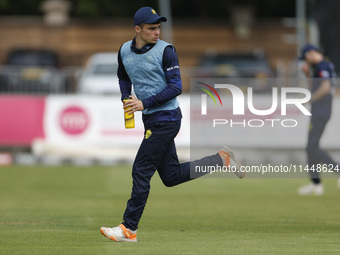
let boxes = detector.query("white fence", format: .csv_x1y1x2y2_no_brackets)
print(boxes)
29,94,340,164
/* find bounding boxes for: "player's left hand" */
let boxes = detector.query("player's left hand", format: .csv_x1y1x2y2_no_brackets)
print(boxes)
123,95,144,113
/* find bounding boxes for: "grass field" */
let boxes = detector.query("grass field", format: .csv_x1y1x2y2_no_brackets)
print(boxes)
0,165,339,255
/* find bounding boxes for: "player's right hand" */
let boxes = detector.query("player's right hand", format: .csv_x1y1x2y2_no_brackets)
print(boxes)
123,95,144,113
301,62,310,76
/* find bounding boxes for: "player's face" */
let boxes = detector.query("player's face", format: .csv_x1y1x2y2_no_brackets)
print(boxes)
136,23,161,45
305,50,321,64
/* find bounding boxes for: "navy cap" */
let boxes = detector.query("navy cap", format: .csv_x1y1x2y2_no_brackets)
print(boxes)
134,7,167,26
299,44,319,60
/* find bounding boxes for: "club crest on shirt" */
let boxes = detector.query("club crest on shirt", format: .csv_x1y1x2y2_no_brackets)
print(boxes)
147,55,154,62
145,129,152,139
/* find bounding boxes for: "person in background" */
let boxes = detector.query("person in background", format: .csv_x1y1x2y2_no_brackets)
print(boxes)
298,44,340,195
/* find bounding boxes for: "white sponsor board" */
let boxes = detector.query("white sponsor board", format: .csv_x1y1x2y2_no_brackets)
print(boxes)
190,94,340,149
40,94,340,162
43,95,190,148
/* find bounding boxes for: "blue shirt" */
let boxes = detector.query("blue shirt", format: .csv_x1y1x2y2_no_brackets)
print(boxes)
311,59,336,116
117,38,182,124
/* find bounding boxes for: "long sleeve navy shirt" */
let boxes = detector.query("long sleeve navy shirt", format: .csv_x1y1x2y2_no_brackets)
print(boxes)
310,60,335,116
117,38,182,124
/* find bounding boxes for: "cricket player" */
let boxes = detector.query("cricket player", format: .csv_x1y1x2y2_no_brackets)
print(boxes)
100,7,244,242
298,44,340,195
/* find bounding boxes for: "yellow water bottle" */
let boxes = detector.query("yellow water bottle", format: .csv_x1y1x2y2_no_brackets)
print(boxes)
123,96,135,129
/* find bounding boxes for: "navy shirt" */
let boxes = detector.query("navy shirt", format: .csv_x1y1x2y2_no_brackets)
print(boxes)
311,60,336,116
117,38,182,125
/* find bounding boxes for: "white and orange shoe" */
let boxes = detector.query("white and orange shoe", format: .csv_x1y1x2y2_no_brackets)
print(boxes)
100,224,137,242
218,146,245,179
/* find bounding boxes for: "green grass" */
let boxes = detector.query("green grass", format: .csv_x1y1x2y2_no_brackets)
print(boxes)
0,165,339,255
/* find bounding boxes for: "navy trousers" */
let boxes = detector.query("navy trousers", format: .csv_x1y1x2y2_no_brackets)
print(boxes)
122,121,222,230
307,114,338,183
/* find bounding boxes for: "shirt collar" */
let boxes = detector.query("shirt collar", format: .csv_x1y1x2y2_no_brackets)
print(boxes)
131,37,155,54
